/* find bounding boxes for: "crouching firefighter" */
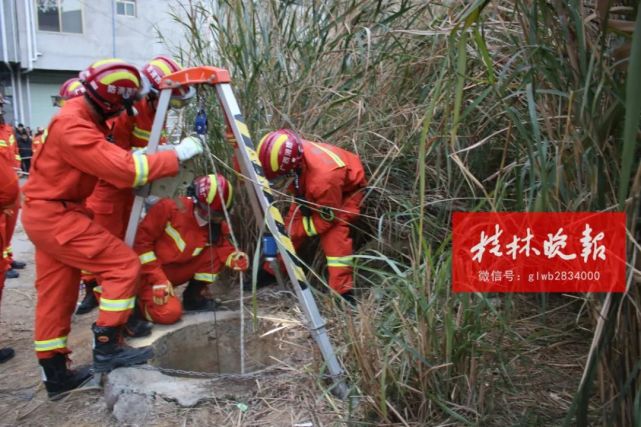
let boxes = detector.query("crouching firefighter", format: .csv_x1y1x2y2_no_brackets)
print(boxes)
77,55,196,315
256,129,367,304
21,59,204,399
134,174,249,324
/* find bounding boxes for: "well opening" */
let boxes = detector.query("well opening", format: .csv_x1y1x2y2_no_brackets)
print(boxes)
150,318,293,377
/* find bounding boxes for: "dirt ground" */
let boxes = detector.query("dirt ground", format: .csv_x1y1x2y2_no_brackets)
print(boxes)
0,206,598,426
0,214,350,426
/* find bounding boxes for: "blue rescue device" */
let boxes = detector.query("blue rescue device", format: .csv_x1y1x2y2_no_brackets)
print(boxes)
194,109,207,135
262,234,277,259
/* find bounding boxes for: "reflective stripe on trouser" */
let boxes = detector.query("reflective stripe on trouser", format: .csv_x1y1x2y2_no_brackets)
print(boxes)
320,222,354,294
23,200,140,359
137,246,223,325
289,193,361,295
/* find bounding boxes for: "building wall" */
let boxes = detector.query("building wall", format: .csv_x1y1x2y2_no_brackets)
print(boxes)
28,70,77,129
1,0,190,126
32,0,187,71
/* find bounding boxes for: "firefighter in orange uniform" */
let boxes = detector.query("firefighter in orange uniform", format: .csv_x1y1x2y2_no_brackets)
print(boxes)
77,55,195,316
21,59,204,399
257,129,366,303
0,95,19,364
133,174,248,324
0,96,23,280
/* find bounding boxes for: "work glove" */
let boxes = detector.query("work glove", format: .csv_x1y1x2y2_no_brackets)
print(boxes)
152,282,174,305
173,135,204,162
226,251,249,272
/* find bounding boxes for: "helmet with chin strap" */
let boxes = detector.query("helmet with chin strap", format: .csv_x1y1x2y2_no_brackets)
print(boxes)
256,129,304,180
140,55,195,109
79,58,141,116
192,174,234,219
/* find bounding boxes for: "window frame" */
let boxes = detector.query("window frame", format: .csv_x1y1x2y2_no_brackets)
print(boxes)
35,0,84,34
115,0,136,18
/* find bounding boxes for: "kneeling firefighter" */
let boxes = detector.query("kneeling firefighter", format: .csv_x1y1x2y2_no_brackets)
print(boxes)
133,174,249,324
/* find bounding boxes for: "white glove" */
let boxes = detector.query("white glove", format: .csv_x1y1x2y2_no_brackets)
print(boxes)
173,136,204,162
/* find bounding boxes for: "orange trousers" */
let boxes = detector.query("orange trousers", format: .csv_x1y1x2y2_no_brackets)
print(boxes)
87,184,134,239
0,215,6,307
22,200,141,359
290,192,362,294
138,247,224,325
82,184,134,282
3,204,18,268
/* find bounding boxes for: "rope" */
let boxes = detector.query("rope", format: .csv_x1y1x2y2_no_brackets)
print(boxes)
195,95,246,375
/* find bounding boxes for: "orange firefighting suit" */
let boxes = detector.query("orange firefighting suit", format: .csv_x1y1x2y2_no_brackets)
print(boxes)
284,140,366,294
86,97,160,239
0,124,20,272
21,97,180,359
0,154,19,307
132,196,236,324
31,130,45,158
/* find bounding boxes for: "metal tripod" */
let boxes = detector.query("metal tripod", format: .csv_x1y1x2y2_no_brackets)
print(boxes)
124,66,348,398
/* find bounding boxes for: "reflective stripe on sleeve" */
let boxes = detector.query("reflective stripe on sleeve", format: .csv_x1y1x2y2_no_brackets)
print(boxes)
132,126,150,141
302,216,318,237
164,222,186,252
132,152,149,186
139,251,157,264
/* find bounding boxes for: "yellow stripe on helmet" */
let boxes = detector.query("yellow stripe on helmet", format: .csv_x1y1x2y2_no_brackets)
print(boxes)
206,174,218,204
68,81,82,91
151,59,173,76
226,178,233,208
100,71,139,86
93,58,124,67
270,134,289,174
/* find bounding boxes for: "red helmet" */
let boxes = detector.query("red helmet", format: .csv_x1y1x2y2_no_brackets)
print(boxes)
79,59,141,115
257,129,304,179
193,174,234,217
53,77,85,107
141,55,195,107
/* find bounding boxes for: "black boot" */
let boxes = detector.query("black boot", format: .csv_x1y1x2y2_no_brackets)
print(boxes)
242,266,277,292
5,268,19,279
183,280,218,312
92,323,154,373
340,290,357,306
76,280,99,315
0,347,15,363
39,353,93,401
10,260,26,269
123,306,153,338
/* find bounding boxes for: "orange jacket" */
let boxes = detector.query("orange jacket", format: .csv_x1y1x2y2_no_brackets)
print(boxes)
0,156,18,209
22,97,179,202
285,140,366,239
134,196,236,286
31,132,45,157
111,97,166,150
0,124,20,169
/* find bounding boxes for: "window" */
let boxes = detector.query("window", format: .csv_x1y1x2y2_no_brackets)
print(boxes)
116,0,136,17
37,0,83,33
